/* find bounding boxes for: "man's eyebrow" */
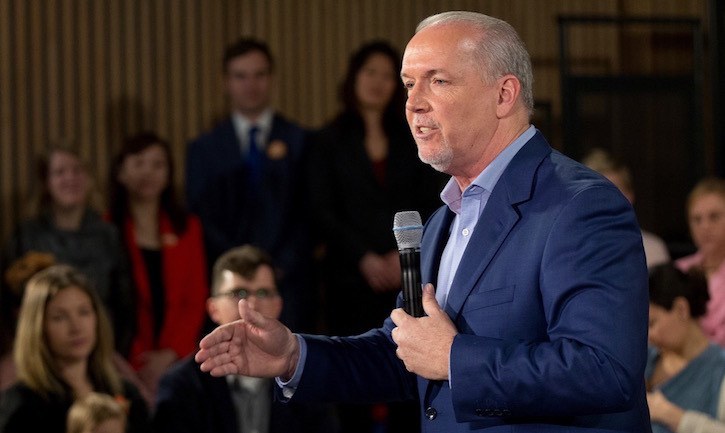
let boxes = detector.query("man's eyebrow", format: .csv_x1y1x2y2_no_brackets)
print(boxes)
401,69,442,80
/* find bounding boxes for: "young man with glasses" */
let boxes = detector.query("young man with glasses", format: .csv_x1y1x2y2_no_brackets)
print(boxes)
154,245,336,433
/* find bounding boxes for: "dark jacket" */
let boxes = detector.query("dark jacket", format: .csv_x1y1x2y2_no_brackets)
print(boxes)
0,380,152,433
185,115,315,332
154,356,338,433
307,113,445,334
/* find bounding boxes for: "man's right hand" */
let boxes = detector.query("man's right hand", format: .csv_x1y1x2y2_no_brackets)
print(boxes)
195,299,300,380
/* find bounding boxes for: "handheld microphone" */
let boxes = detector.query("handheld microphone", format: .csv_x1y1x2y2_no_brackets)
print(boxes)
393,211,424,317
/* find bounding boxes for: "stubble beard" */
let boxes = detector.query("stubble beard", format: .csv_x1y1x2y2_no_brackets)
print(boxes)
417,140,454,173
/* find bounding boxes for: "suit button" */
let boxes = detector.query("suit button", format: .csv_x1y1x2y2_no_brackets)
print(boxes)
425,406,437,420
475,408,484,417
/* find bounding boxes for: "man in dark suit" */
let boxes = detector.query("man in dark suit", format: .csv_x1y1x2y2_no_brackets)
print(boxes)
154,245,337,433
196,11,651,432
185,38,313,332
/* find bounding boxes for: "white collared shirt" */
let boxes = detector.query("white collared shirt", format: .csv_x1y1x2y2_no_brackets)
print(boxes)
231,108,274,157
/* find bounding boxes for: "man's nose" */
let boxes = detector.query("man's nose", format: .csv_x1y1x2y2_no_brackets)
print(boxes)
405,85,430,113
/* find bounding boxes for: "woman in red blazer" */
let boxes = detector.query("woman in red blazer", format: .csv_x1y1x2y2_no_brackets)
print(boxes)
109,132,208,397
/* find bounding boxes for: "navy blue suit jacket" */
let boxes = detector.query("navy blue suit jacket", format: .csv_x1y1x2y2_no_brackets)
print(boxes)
185,115,315,331
288,132,652,432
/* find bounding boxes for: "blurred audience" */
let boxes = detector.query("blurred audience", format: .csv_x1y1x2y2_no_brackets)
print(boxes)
67,392,127,433
1,143,134,354
646,263,725,433
185,37,315,333
306,40,444,433
109,132,208,397
154,245,338,433
0,265,151,433
677,178,725,347
582,148,670,268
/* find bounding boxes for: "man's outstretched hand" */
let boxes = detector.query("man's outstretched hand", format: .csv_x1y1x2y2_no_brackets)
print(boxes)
195,299,300,380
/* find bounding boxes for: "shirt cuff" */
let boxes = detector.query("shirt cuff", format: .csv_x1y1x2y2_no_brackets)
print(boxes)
448,342,453,388
275,334,307,399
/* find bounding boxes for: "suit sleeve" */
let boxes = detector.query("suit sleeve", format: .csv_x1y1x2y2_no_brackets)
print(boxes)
449,186,648,420
290,311,418,404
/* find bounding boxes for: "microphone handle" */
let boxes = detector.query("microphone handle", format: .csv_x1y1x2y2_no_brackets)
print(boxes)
400,248,424,317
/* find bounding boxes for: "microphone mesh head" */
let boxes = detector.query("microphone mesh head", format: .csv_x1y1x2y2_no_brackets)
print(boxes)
393,211,423,249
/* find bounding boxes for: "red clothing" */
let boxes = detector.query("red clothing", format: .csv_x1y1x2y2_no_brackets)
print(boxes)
123,213,208,370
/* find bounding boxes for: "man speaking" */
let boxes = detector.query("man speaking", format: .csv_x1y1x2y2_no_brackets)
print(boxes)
196,11,651,432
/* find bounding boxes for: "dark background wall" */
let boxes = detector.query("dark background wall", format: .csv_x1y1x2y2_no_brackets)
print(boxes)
0,0,716,253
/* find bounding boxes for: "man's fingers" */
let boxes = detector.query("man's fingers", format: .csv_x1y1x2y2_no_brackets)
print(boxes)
198,322,236,350
390,307,410,326
421,284,441,316
238,299,266,328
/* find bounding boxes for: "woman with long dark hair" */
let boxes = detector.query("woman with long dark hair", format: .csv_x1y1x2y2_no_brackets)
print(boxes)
109,132,208,397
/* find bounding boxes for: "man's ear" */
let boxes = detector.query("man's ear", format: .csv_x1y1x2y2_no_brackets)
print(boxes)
206,298,221,325
270,296,283,321
672,296,692,320
496,74,521,118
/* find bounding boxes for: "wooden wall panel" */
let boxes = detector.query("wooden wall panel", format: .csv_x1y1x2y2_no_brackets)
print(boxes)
0,0,709,241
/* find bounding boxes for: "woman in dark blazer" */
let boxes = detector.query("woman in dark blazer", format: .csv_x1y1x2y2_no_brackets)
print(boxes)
306,40,445,433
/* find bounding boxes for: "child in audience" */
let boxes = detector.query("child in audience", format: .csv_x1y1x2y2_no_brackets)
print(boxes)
67,392,127,433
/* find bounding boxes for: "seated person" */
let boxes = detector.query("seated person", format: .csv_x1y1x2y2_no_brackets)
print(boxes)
154,245,337,433
67,392,127,433
0,253,153,406
0,265,152,433
582,148,670,268
646,263,725,432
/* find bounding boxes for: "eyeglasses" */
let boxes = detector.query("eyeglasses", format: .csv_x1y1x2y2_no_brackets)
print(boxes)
216,287,278,300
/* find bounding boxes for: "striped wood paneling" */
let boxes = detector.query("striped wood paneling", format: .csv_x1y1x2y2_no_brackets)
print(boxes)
0,0,708,241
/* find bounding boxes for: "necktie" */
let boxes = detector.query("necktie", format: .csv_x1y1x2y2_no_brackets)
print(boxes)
247,126,262,187
230,377,269,433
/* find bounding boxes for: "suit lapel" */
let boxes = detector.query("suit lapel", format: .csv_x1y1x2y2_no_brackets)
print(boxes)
443,132,552,319
220,118,244,163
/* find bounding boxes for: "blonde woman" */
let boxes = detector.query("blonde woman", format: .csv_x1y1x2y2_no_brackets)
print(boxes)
0,265,151,433
677,178,725,346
